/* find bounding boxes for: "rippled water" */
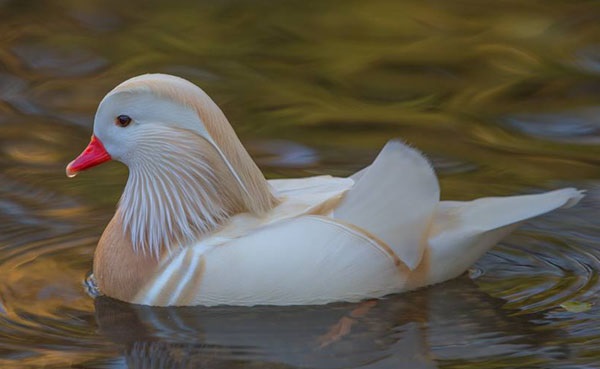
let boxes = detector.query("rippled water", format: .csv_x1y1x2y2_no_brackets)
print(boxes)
0,0,599,368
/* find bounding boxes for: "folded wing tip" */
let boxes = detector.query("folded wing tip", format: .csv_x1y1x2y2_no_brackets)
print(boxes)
560,188,585,209
384,139,436,172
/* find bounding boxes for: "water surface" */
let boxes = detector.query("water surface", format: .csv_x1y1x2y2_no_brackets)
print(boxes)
0,0,599,368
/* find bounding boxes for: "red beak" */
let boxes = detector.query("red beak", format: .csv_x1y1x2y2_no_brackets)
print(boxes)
66,135,111,177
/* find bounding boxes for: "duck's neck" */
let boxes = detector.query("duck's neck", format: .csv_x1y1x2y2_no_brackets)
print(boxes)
117,127,276,258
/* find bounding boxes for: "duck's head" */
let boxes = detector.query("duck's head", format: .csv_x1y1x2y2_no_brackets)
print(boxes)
67,74,236,175
66,74,276,255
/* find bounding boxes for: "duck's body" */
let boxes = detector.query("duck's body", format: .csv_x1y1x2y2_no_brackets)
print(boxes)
68,74,583,307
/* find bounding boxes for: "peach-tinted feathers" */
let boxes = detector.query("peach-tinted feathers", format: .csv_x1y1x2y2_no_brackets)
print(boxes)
111,75,278,215
94,213,161,302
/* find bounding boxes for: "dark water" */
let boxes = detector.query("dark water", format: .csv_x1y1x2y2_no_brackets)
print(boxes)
0,0,599,368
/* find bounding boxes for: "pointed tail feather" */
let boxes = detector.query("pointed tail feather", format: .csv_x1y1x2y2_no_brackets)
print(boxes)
425,188,584,286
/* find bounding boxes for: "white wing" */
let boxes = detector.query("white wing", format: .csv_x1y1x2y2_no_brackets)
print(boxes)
334,141,440,270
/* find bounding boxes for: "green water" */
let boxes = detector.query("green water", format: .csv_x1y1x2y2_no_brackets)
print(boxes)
0,0,599,368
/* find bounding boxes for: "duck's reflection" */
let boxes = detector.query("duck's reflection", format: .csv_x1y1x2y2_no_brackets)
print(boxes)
95,277,565,369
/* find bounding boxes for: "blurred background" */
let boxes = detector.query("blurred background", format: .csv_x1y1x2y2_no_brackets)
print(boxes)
0,0,598,368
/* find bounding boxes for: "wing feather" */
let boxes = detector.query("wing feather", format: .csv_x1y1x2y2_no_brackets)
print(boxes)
334,141,440,270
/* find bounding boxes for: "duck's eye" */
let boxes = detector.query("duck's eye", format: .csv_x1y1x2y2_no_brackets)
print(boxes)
115,115,132,127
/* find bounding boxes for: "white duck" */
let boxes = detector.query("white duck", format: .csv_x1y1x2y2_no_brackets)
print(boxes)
66,74,583,307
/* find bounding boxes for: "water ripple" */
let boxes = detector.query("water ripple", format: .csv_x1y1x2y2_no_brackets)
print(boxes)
475,193,600,317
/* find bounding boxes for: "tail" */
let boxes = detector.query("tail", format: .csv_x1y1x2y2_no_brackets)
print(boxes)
425,188,584,285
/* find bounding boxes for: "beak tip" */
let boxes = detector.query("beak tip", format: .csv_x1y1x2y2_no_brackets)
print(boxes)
66,163,77,178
